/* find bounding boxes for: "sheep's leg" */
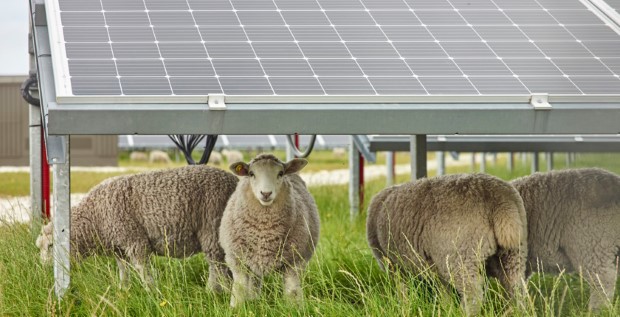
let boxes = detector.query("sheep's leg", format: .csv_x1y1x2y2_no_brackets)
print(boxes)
283,267,304,303
115,255,129,288
440,257,484,317
585,266,616,311
494,249,528,301
207,261,231,293
130,257,154,287
230,265,260,307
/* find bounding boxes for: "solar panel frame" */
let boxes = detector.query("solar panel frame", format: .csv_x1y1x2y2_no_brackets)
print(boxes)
46,0,620,104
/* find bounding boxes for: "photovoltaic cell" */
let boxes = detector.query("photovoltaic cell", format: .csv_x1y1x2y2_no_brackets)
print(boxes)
50,0,620,99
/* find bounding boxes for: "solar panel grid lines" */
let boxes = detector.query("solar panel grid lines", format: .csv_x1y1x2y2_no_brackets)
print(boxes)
51,0,620,101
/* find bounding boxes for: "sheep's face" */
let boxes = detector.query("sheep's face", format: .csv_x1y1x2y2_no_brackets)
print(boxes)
35,222,54,265
231,156,307,206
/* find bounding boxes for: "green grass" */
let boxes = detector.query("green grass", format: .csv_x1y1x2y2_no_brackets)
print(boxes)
2,163,620,315
0,149,412,197
2,152,620,315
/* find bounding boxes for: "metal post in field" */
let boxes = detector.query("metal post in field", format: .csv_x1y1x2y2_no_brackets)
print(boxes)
531,152,540,174
386,151,395,186
507,152,514,173
480,152,487,173
436,151,445,176
28,28,43,226
546,152,554,171
470,152,476,172
349,137,360,219
410,135,427,181
52,136,70,299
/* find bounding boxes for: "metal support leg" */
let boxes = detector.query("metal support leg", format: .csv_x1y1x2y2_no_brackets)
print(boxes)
349,137,360,219
410,135,427,181
471,152,476,172
436,151,445,176
546,152,554,171
480,152,487,173
29,104,42,224
531,152,539,174
53,136,70,299
507,152,514,173
386,151,395,186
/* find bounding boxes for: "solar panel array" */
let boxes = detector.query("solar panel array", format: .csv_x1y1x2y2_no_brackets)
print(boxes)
53,0,620,99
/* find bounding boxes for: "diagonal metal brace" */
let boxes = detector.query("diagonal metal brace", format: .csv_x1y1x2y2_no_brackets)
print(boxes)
352,135,376,163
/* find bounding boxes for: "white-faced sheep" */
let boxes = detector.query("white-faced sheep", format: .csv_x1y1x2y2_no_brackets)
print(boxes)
505,168,620,310
221,149,244,164
149,150,171,164
367,173,527,315
219,154,320,307
35,165,238,291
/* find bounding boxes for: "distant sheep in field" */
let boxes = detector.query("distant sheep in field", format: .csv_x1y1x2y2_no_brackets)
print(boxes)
149,150,171,164
221,149,244,164
35,165,238,291
504,168,620,311
129,151,148,162
367,173,527,316
332,147,346,158
208,151,222,165
219,154,320,307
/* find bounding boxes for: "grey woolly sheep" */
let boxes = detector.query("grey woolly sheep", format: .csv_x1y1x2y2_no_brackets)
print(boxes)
209,151,222,165
149,150,171,164
507,168,620,311
219,154,320,307
129,151,148,162
367,173,528,315
221,149,244,164
35,165,238,291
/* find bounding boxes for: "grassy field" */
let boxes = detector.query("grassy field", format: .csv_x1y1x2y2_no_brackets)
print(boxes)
1,152,619,315
0,149,414,197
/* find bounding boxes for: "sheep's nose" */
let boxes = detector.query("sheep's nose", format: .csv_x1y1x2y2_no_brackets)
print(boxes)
260,191,272,199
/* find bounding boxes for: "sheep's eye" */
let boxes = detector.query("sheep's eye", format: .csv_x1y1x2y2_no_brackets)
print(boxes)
278,171,284,177
248,171,254,177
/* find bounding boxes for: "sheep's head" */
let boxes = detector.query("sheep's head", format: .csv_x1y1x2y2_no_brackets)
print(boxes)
230,154,307,206
35,222,54,265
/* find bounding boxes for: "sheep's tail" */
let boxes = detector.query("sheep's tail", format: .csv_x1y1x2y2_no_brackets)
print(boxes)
492,202,526,251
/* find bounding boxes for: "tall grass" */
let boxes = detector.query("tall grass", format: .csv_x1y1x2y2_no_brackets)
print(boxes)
1,153,620,315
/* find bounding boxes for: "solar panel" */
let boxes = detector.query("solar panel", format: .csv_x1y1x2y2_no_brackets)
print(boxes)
47,0,620,103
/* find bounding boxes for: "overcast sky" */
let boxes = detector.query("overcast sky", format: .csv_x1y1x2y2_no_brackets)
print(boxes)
0,1,29,75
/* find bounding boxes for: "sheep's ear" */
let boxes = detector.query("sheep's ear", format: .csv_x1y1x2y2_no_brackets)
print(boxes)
284,158,308,174
230,162,249,176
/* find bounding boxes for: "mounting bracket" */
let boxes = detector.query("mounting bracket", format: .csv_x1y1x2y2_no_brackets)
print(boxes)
530,93,552,110
208,94,226,110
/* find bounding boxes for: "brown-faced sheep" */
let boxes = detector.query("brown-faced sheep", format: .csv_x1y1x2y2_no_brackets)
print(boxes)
36,165,238,291
507,168,620,311
219,154,320,307
367,173,527,315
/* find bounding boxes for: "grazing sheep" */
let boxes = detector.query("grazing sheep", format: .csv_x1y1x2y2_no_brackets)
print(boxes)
219,154,320,307
367,173,527,315
129,151,148,162
149,150,171,164
35,165,238,291
507,168,620,311
209,151,222,165
221,149,244,164
332,147,346,158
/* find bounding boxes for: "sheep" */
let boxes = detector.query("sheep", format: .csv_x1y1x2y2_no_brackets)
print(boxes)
129,151,148,162
332,147,346,158
149,150,171,164
505,168,620,311
367,173,527,315
221,149,244,164
35,165,238,291
219,153,320,307
209,151,222,165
